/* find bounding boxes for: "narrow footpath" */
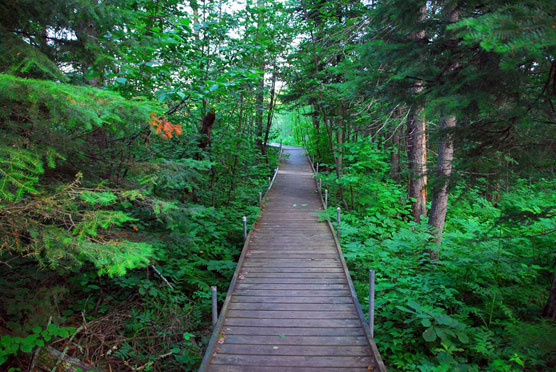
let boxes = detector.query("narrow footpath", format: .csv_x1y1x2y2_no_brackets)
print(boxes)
199,147,386,372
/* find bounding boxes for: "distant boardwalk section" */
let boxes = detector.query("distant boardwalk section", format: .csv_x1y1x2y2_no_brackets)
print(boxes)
199,147,386,372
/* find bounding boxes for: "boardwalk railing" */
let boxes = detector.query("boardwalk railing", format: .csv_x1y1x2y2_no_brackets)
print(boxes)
199,146,386,371
198,145,283,371
306,154,386,372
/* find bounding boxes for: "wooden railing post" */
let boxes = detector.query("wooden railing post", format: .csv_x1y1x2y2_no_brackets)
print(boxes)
369,269,375,338
211,286,218,329
336,207,341,241
242,216,247,242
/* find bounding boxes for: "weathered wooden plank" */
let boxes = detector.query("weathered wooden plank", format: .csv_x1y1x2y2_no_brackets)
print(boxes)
244,258,339,263
257,222,328,225
224,318,362,328
242,268,346,279
233,290,348,297
246,254,338,259
242,263,342,269
241,267,344,273
237,278,347,285
250,234,329,237
211,355,376,368
243,260,339,266
246,246,337,251
247,250,336,254
209,366,371,372
217,344,371,356
240,271,346,278
248,241,334,244
228,302,353,311
226,310,357,319
235,283,348,290
223,335,369,346
220,326,365,337
230,295,352,304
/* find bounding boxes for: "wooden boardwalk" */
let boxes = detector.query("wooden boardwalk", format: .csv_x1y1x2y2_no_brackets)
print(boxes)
199,147,386,372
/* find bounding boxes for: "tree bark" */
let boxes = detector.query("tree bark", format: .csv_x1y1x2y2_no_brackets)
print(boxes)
198,109,216,151
254,0,266,151
406,104,428,222
406,4,428,222
262,64,277,155
428,115,456,247
255,62,265,150
323,116,349,209
390,119,402,182
543,268,556,320
427,5,460,253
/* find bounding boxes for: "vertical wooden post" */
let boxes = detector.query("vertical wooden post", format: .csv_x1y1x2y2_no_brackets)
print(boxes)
243,216,247,242
318,178,322,191
259,191,262,206
336,207,341,241
369,269,375,338
211,286,218,329
325,189,328,209
316,162,319,174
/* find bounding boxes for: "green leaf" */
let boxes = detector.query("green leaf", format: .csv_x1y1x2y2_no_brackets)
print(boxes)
423,327,437,342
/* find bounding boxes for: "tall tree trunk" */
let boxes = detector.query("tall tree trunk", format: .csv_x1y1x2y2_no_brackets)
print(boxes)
262,64,277,155
406,4,428,222
428,115,456,247
255,62,265,150
323,116,349,209
254,0,266,151
198,108,216,151
390,109,402,181
78,2,100,87
406,105,428,221
543,268,556,320
428,5,460,254
311,104,322,159
227,94,245,203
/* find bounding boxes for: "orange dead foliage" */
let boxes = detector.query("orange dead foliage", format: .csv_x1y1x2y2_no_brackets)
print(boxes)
149,112,183,139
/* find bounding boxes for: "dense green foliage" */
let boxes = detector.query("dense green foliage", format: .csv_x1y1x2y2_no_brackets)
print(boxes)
1,0,555,371
0,0,282,370
281,0,556,370
312,144,556,371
